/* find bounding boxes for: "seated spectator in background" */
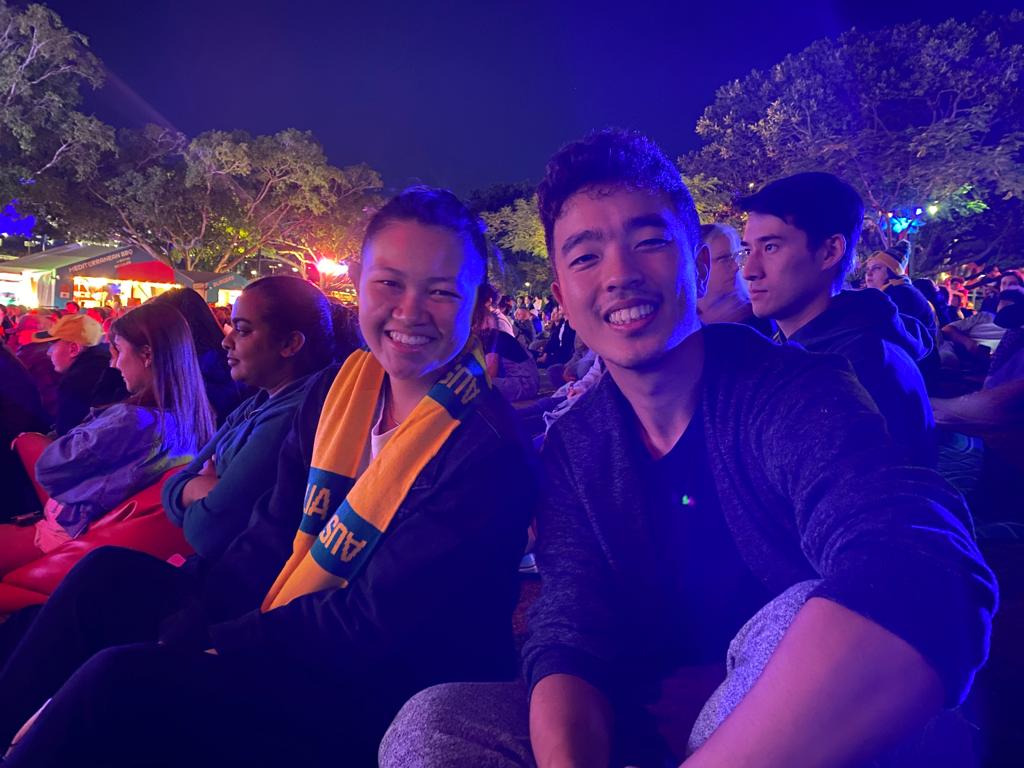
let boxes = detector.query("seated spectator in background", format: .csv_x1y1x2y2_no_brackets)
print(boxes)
999,269,1023,292
940,302,1007,368
983,288,1024,390
382,130,995,768
0,186,538,768
479,283,516,336
913,277,945,323
478,321,540,403
932,287,1024,525
326,297,361,360
499,294,516,319
0,346,49,520
212,305,232,334
162,275,338,561
537,305,576,366
864,241,939,345
150,288,242,426
934,285,960,326
697,223,773,336
513,306,536,347
0,302,214,575
12,314,60,425
0,306,13,345
739,172,936,466
34,314,128,435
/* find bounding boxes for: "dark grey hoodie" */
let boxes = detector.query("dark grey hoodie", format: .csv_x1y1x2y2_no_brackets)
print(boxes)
786,289,936,467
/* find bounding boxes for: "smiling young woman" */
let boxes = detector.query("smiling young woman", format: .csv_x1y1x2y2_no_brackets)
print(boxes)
0,188,540,768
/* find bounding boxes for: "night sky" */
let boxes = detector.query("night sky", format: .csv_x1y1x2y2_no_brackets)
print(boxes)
46,0,1021,196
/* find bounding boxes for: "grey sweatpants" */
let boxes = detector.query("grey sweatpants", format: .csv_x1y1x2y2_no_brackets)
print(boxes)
379,581,979,767
379,581,819,768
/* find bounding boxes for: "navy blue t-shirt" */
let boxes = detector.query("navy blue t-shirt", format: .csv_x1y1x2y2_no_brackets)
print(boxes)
647,404,769,666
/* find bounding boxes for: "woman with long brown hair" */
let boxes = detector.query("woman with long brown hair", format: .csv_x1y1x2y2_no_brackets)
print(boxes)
0,302,214,574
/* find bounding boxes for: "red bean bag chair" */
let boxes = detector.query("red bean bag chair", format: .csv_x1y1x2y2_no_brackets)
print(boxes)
0,437,193,614
10,432,50,507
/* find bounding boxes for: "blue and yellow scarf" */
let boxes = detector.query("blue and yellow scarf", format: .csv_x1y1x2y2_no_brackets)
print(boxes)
262,344,488,612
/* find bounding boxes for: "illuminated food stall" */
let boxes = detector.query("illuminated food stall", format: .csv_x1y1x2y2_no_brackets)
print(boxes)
174,270,249,306
5,244,180,309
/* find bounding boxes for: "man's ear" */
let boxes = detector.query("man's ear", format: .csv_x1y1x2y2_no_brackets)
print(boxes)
551,281,567,324
820,234,847,272
67,342,83,359
694,242,711,299
280,331,306,359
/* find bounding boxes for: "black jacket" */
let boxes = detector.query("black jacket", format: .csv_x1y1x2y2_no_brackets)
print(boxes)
0,346,49,518
883,282,939,345
543,320,577,364
174,364,538,704
523,324,995,711
786,289,936,466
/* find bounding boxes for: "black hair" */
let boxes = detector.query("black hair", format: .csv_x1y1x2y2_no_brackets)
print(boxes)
537,128,701,262
738,172,864,293
243,275,334,376
912,278,939,306
149,288,226,358
326,298,361,363
362,185,488,284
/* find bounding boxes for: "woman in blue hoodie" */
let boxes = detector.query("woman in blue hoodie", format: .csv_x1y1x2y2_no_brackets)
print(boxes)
161,275,343,560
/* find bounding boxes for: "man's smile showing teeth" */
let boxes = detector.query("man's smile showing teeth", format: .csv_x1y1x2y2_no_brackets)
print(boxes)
607,304,655,325
387,330,431,346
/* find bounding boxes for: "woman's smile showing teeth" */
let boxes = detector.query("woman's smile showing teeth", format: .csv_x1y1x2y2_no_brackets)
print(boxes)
386,330,432,347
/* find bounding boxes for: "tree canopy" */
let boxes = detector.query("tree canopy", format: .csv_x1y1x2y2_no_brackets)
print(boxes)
0,1,113,202
479,192,551,295
683,11,1024,273
24,124,383,275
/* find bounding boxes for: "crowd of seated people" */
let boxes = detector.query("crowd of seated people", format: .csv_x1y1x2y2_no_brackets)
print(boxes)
0,129,1016,768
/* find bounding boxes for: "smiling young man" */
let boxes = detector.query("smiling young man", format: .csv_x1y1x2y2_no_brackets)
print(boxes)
380,131,996,768
738,173,936,466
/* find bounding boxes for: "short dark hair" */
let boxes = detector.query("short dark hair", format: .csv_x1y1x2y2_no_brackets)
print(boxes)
362,185,488,284
537,129,700,261
738,172,864,292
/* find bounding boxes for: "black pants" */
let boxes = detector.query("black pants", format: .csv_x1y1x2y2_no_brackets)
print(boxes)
4,641,394,767
0,546,195,748
0,547,400,767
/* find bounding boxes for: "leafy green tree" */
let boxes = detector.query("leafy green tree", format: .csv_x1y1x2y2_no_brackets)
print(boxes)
0,1,113,202
683,12,1024,272
31,124,382,274
480,194,552,294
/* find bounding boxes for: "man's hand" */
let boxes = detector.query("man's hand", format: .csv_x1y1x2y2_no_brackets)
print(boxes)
530,674,613,768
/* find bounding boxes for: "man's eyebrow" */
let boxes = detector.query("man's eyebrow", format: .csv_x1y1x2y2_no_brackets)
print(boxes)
739,234,783,246
560,229,604,256
625,213,670,231
367,265,460,283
